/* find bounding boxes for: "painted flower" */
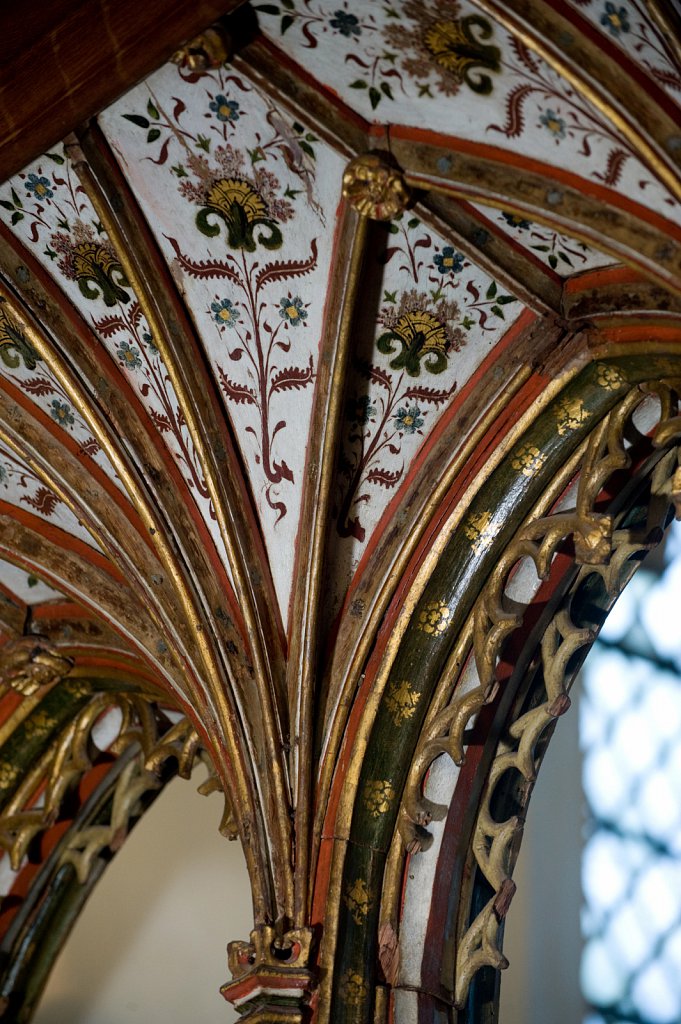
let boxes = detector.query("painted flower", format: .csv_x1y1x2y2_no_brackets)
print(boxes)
377,289,465,376
116,340,142,370
393,404,424,434
0,761,18,789
142,330,159,354
600,2,630,36
25,173,54,201
211,298,241,329
330,9,361,37
539,109,566,140
502,212,532,231
0,464,6,486
278,295,308,326
418,599,452,637
23,710,55,740
50,399,74,428
433,246,465,275
349,395,376,425
362,779,395,817
209,95,241,123
383,0,501,98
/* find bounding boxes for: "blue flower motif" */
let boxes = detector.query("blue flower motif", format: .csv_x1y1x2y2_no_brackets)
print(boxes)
209,95,240,123
350,395,376,425
393,404,424,434
502,212,532,231
117,341,142,370
50,399,74,427
330,9,361,37
25,173,54,201
142,330,159,354
279,296,308,326
433,246,465,275
601,2,630,35
539,109,566,140
211,298,241,329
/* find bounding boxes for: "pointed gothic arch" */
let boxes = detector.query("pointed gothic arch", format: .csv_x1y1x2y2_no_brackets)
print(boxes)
0,2,680,1021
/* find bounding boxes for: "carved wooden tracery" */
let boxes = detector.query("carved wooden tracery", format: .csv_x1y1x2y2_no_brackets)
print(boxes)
0,1,679,1022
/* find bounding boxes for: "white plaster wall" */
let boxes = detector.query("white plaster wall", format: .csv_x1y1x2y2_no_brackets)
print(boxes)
34,767,252,1023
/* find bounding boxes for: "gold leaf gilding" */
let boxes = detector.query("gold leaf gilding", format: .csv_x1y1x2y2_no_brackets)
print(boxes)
63,678,92,698
417,600,452,637
339,968,369,1005
596,363,626,391
464,510,500,556
363,779,395,818
23,710,56,740
0,762,18,789
385,679,420,726
555,396,590,436
511,443,547,479
344,878,373,925
342,153,410,221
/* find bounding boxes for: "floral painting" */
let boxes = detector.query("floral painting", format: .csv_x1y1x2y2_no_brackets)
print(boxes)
0,146,235,589
254,0,679,225
0,436,99,551
99,59,345,618
330,212,523,600
0,298,123,487
471,206,615,277
568,0,681,98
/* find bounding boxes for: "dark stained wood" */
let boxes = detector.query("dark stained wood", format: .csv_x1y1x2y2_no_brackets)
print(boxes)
0,0,247,183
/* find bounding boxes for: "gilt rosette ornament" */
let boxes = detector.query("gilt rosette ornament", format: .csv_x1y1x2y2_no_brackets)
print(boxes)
342,153,411,221
0,636,74,696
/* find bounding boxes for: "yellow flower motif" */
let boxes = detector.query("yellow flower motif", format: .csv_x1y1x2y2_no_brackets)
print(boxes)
511,444,547,479
339,968,369,1005
23,710,56,740
0,761,18,789
63,678,91,698
345,878,373,925
363,779,395,818
596,363,626,392
555,396,590,436
417,600,451,637
464,510,500,556
385,679,420,726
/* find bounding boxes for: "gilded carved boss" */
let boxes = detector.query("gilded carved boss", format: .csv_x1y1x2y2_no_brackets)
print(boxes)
0,636,74,696
342,153,411,221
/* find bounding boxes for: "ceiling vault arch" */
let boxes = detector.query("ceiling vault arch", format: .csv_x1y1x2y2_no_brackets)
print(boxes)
0,1,680,1021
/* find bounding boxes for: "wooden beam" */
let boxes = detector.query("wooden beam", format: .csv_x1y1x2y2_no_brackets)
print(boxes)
0,0,246,183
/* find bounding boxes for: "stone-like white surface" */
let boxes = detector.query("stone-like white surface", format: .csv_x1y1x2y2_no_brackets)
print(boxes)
100,62,345,622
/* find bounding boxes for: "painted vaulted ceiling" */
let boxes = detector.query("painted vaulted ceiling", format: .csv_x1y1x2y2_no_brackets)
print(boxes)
0,1,680,1021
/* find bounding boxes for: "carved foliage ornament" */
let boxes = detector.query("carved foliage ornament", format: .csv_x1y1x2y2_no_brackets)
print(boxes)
0,636,74,696
395,380,681,1007
171,25,232,71
0,689,221,873
0,302,41,370
221,925,314,1022
342,153,411,221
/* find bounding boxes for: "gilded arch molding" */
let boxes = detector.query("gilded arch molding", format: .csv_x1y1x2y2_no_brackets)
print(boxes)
0,1,679,1021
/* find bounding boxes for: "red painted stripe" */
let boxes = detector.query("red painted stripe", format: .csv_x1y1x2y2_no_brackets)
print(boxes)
0,224,245,640
313,365,551,914
0,500,123,580
391,128,681,241
342,308,539,613
549,0,680,121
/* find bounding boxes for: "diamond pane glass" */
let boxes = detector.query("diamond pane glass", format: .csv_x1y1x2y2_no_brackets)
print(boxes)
581,521,681,1024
